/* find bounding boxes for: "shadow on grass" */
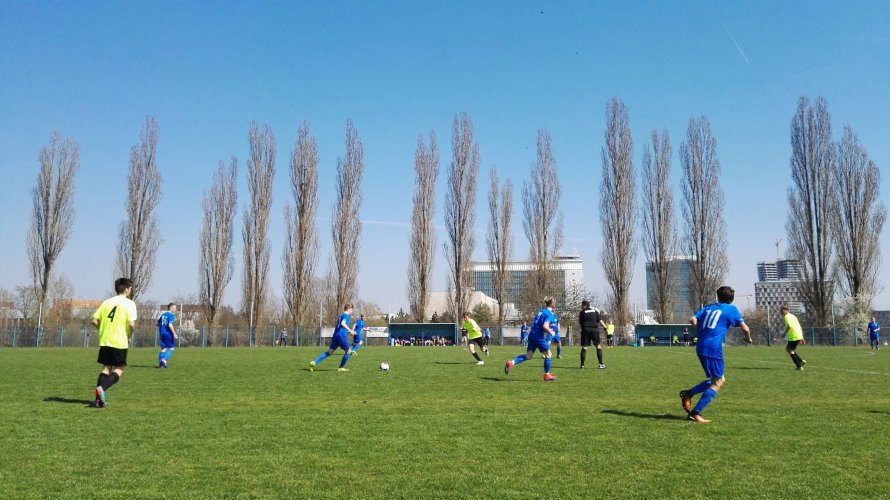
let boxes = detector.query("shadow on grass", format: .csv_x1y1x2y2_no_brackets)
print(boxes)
734,366,781,370
434,361,472,365
601,409,687,421
867,410,890,415
128,365,160,369
480,376,520,382
44,396,93,406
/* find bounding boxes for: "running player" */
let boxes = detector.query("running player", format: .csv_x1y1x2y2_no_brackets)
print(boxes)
309,304,356,372
782,306,806,369
157,303,177,368
868,316,880,350
679,286,752,423
504,297,558,381
461,312,489,365
91,278,138,408
519,322,529,347
352,314,365,354
579,300,607,369
549,319,563,359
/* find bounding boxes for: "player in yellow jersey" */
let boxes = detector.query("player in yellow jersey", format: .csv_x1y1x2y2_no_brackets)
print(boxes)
461,311,489,365
90,278,138,408
781,305,806,370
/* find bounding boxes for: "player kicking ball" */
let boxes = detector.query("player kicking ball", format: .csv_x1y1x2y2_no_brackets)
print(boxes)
504,297,559,381
309,304,356,372
679,286,752,423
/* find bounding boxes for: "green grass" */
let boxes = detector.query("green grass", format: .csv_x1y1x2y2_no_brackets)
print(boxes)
1,345,888,498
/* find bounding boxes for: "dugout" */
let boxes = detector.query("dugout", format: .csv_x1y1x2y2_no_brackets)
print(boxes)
388,323,457,345
634,324,693,346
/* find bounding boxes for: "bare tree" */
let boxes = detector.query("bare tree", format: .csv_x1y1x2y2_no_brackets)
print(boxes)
641,129,678,323
680,116,728,311
522,129,564,310
599,98,636,329
330,119,364,309
444,113,480,320
834,125,885,310
27,131,79,332
283,122,320,329
787,97,835,326
242,121,276,336
199,157,238,329
486,166,514,330
408,131,439,322
116,117,162,301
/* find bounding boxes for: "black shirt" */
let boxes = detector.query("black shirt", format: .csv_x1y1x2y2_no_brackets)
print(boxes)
579,308,602,333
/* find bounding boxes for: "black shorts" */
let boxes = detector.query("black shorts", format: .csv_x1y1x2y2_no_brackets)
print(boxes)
786,340,801,350
581,331,601,347
470,337,485,348
97,346,128,366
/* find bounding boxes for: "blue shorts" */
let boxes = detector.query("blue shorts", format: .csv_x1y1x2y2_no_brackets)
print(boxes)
550,333,561,344
329,332,350,351
527,334,550,354
160,333,175,349
870,333,880,341
698,355,724,379
354,332,363,343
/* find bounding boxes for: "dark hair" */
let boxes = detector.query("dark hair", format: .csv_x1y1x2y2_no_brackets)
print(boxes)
167,303,175,310
581,300,590,310
780,305,790,312
114,278,133,294
543,296,554,307
716,286,735,304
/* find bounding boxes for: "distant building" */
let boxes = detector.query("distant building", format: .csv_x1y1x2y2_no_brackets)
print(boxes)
755,259,805,325
469,255,584,317
757,259,802,282
645,256,695,323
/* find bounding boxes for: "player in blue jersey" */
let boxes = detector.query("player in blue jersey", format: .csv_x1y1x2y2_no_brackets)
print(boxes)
504,297,558,381
679,286,753,423
157,303,178,368
352,314,365,354
309,304,356,372
549,319,563,359
868,316,880,350
483,326,491,348
519,322,529,347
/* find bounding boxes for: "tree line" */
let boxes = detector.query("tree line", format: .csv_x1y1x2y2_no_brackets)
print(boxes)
16,95,885,337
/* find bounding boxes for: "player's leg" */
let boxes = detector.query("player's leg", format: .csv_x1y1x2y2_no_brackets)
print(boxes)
337,334,352,370
689,357,724,422
596,342,605,369
164,347,174,366
159,348,167,367
468,340,482,363
542,349,555,380
786,341,803,369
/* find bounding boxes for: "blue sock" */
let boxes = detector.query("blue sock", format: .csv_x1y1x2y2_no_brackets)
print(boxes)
313,352,330,364
513,354,528,365
351,343,362,352
165,349,174,362
544,357,552,373
159,351,165,366
693,388,718,414
339,353,351,368
690,380,711,395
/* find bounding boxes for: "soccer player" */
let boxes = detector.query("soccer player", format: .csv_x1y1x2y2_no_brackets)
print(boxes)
549,319,563,359
157,303,177,368
278,328,288,347
352,314,365,354
605,319,615,348
868,316,880,350
461,312,489,365
679,286,752,423
309,304,356,372
91,278,138,408
519,322,529,347
579,300,607,369
504,297,558,381
781,306,806,369
483,326,491,347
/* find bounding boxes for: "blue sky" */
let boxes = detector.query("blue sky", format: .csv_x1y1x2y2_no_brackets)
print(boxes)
1,1,889,312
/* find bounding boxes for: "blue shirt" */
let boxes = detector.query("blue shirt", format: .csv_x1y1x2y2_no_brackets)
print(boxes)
157,311,175,335
869,322,880,336
530,308,557,340
483,327,491,337
336,313,351,336
520,325,529,337
355,319,365,336
694,302,744,359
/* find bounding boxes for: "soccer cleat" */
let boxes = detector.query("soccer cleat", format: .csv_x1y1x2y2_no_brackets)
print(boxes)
679,390,693,414
504,360,514,375
337,367,349,372
94,387,106,408
476,360,485,365
308,361,315,372
557,355,562,359
598,364,606,369
796,366,804,371
800,359,806,367
580,365,586,369
543,373,556,381
688,412,711,424
485,350,490,357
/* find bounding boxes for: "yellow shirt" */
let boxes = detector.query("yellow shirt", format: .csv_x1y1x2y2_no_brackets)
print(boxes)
93,294,138,349
606,324,615,335
461,318,482,340
783,313,803,341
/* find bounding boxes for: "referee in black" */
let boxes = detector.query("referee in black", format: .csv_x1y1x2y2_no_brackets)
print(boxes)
579,300,608,369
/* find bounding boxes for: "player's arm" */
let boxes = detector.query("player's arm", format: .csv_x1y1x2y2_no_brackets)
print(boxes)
689,316,698,327
169,316,178,339
739,321,753,343
91,317,100,328
341,317,354,334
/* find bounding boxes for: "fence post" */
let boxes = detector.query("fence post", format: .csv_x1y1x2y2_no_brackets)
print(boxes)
35,326,40,348
12,325,16,347
832,327,837,346
83,326,88,348
60,326,64,347
225,326,229,347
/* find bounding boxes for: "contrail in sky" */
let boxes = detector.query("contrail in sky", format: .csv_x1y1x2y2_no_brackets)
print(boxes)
725,27,750,64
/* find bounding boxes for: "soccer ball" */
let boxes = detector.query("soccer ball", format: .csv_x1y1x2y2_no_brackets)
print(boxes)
379,362,390,371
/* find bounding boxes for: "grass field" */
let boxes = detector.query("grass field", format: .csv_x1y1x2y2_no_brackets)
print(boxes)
1,345,888,499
